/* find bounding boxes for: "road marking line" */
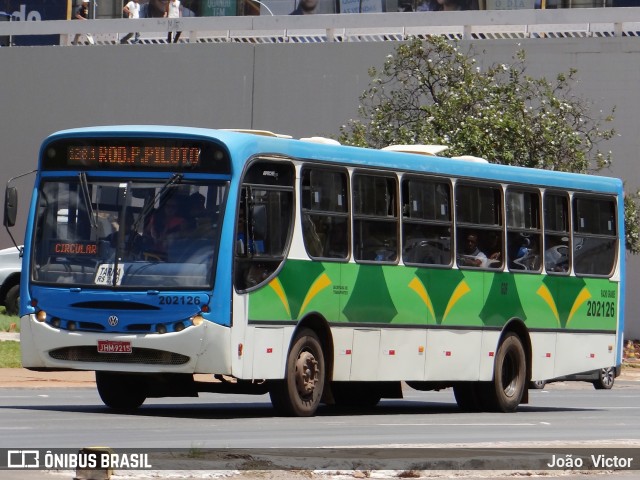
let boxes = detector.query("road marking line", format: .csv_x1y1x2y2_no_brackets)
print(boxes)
377,423,537,426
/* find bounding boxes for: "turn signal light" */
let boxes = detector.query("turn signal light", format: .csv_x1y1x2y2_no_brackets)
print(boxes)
35,310,47,322
191,315,204,326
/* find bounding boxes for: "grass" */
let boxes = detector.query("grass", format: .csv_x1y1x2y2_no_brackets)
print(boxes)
0,341,21,368
0,310,19,333
0,308,21,368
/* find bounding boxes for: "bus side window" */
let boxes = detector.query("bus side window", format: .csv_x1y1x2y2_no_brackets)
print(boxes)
455,183,503,269
353,173,398,263
572,196,617,276
506,189,542,272
402,177,452,266
301,167,349,260
234,161,295,291
544,193,571,274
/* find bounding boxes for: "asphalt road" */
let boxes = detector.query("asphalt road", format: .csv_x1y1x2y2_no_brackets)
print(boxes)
0,377,639,479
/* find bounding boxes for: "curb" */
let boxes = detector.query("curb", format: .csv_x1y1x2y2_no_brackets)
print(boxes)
0,332,19,341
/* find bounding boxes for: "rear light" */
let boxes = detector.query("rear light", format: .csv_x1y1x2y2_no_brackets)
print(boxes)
35,310,47,322
191,315,204,326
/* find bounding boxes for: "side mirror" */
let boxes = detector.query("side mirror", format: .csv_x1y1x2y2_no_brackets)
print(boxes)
4,187,17,228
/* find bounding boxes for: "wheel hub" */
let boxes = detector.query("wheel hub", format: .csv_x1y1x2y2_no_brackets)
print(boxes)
295,351,319,396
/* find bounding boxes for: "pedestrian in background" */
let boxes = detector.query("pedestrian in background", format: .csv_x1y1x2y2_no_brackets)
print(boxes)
121,0,141,44
73,0,94,45
165,0,182,43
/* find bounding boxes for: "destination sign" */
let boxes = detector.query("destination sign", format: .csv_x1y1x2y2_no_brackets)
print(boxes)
42,137,231,174
50,241,97,256
67,145,201,168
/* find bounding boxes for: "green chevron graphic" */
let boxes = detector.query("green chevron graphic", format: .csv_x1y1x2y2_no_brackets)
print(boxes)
342,265,398,323
247,259,617,331
479,273,527,327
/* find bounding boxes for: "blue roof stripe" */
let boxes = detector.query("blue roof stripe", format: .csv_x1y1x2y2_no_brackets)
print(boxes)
46,125,622,195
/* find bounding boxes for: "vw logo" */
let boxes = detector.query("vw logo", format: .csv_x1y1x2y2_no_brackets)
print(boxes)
107,315,119,327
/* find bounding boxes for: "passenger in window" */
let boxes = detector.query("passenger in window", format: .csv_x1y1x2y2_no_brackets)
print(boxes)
364,222,397,261
103,210,147,260
544,236,570,273
236,209,265,256
186,193,210,231
236,210,248,256
458,232,487,267
511,235,540,270
484,231,502,265
147,196,188,256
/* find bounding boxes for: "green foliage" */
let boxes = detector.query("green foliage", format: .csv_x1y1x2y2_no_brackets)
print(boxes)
339,36,640,252
625,191,640,255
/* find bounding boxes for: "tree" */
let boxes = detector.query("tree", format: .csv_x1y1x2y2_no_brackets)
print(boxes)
338,36,640,253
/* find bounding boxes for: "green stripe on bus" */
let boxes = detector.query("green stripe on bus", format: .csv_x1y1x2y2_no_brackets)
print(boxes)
247,259,617,331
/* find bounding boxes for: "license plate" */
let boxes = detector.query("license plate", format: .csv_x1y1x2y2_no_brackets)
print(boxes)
97,340,132,354
94,263,124,286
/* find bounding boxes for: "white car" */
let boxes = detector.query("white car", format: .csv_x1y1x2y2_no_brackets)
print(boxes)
0,246,22,316
530,366,617,390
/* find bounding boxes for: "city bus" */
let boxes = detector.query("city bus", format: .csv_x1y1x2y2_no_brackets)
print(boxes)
6,125,625,416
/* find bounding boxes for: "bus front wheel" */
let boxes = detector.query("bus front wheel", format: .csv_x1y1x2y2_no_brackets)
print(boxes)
269,329,325,417
484,332,526,412
96,371,147,411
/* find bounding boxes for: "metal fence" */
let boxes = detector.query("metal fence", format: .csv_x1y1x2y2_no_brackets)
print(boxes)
1,8,640,46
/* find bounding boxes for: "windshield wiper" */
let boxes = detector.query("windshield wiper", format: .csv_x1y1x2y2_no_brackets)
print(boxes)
131,173,184,235
78,172,98,229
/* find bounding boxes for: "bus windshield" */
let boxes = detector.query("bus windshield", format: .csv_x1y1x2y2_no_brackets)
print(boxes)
31,178,226,289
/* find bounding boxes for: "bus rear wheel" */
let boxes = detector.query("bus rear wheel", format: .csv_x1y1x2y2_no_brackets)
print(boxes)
484,332,526,412
269,329,325,417
96,371,147,411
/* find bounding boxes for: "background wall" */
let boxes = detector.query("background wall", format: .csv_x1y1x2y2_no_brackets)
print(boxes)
1,38,638,336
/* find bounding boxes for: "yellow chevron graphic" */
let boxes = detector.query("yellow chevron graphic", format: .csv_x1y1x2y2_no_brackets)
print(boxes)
442,280,471,323
269,277,291,319
536,284,560,326
299,273,332,317
567,286,592,326
408,277,436,321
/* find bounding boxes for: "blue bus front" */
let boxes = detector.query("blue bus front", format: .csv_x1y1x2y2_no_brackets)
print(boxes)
19,129,236,375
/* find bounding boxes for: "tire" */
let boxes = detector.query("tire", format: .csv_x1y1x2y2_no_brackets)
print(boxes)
484,333,526,412
593,367,615,390
95,371,147,411
269,329,325,417
4,284,19,316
